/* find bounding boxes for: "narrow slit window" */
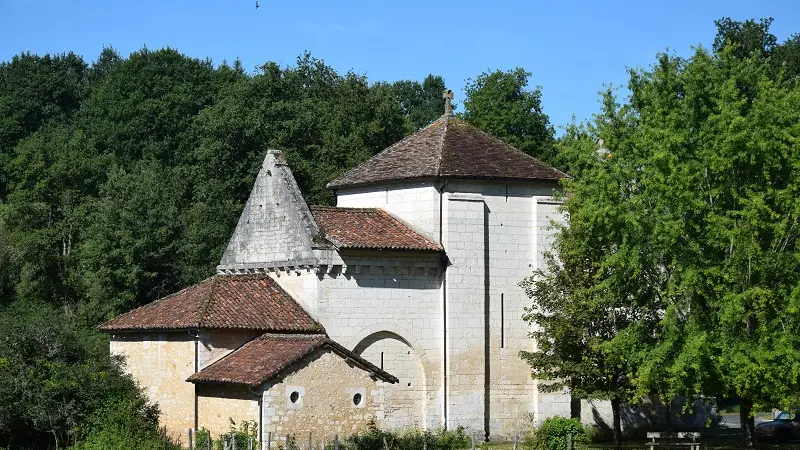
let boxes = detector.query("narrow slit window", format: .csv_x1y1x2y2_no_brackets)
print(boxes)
380,351,384,370
500,293,505,348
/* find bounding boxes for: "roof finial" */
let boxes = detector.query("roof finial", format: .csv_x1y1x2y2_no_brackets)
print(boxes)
442,90,454,116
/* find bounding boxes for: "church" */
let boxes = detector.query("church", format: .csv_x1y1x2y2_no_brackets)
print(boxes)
100,111,573,444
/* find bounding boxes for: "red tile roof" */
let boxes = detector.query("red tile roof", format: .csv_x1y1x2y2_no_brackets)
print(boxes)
187,333,398,386
327,115,566,189
311,206,442,252
99,275,321,333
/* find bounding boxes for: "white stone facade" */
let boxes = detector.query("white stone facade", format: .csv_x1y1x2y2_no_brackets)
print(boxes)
214,149,573,438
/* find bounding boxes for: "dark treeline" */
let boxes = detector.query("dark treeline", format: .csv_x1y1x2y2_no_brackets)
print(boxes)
0,46,554,448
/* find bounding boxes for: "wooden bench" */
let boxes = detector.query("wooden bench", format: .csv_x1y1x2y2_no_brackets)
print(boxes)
646,432,701,450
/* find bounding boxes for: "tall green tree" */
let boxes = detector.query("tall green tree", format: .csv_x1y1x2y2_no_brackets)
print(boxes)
713,17,800,83
0,52,88,201
462,68,556,165
521,100,661,446
392,74,448,133
537,23,800,447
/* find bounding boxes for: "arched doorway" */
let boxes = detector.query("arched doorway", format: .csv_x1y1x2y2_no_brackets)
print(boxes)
353,331,425,429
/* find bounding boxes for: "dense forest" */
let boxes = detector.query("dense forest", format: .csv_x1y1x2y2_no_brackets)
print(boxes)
0,16,797,450
0,44,554,448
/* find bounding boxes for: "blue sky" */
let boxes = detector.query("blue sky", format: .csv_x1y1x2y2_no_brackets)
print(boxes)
1,0,798,128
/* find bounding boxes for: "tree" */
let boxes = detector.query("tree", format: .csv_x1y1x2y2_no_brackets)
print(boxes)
521,103,661,446
0,301,161,449
713,17,800,83
462,68,556,165
0,52,88,201
537,31,800,447
392,74,448,133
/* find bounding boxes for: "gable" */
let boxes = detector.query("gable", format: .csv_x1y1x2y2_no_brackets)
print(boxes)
187,333,398,387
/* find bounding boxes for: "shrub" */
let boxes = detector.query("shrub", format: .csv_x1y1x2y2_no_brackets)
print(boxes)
528,416,586,450
69,398,180,450
342,421,469,450
196,420,260,450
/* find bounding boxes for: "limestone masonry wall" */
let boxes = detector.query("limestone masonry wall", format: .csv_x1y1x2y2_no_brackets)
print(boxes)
261,348,385,437
324,180,571,436
311,253,442,430
110,333,195,443
336,183,440,240
199,329,262,369
197,385,260,438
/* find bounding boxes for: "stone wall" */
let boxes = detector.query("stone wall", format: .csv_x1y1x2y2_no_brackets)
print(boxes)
110,333,195,443
336,182,440,241
198,329,262,370
307,253,444,430
328,180,571,436
261,348,386,438
197,385,260,438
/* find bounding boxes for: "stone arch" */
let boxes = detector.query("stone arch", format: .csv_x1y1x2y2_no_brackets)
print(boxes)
346,323,427,360
352,329,426,429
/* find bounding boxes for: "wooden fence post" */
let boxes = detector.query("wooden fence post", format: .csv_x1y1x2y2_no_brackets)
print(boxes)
267,432,272,450
513,433,518,450
309,432,312,450
286,433,291,450
334,434,339,450
567,432,573,450
188,429,194,450
471,433,476,450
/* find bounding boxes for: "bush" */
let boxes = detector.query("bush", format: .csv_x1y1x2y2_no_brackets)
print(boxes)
342,421,470,450
196,420,260,450
69,398,181,450
528,416,586,450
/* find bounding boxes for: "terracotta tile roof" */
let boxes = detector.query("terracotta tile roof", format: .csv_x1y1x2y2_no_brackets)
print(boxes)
327,115,566,189
187,333,398,386
99,275,321,333
310,206,442,252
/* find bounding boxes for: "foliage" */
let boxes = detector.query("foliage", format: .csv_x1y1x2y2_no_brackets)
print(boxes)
462,68,556,166
392,74,448,132
69,398,180,450
196,420,259,450
0,301,161,449
526,417,587,450
343,421,469,450
520,96,653,446
530,17,800,449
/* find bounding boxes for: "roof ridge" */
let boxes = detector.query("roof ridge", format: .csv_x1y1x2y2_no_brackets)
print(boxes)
326,118,445,189
434,115,447,176
197,275,219,327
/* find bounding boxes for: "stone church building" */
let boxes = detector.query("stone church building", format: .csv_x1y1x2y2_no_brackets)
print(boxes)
101,114,573,444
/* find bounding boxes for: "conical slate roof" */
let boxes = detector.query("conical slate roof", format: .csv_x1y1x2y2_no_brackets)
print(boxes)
327,115,566,189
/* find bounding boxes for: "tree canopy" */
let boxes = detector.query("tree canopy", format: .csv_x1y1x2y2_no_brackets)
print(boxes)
525,18,800,448
0,47,453,449
462,67,557,166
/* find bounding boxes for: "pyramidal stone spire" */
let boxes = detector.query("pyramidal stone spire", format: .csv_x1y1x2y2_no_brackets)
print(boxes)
218,149,330,272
